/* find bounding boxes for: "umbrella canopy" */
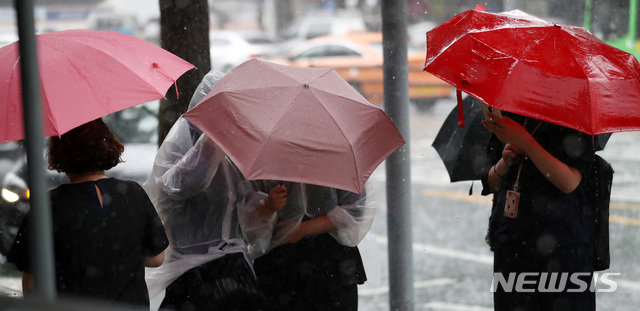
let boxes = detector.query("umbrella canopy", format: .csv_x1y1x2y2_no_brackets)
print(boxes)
432,95,612,182
424,9,640,136
183,59,405,194
0,29,194,143
432,96,491,182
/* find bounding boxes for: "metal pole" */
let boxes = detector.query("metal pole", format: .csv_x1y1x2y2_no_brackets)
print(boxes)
381,0,413,310
15,0,57,298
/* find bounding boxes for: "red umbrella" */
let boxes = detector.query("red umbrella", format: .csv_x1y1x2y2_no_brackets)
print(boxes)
183,59,405,194
0,29,194,143
424,9,640,135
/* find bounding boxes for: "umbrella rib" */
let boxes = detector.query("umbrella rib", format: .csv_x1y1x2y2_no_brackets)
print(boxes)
308,86,363,184
40,43,101,133
254,85,362,186
3,58,21,139
249,87,300,175
42,34,170,96
0,29,193,143
427,10,640,136
37,37,168,134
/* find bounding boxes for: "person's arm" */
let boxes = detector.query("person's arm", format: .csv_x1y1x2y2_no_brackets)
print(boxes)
286,215,337,244
325,188,375,246
486,143,522,192
482,115,582,194
286,186,375,247
144,251,164,267
255,185,288,217
239,184,287,256
21,272,34,294
523,136,582,193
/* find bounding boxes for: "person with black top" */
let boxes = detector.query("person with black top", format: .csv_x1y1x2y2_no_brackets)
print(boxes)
481,111,596,311
8,118,168,308
249,181,375,311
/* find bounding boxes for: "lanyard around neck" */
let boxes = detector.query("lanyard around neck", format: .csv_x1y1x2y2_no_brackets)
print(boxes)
513,117,542,191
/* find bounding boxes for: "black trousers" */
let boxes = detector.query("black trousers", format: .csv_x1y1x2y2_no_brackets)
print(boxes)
253,234,366,311
159,252,269,311
492,242,595,311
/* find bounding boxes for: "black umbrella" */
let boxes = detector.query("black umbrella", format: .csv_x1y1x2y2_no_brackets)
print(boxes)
432,96,612,183
432,96,491,182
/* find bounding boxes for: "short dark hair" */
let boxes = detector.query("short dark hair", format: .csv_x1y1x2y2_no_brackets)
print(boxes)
47,118,124,174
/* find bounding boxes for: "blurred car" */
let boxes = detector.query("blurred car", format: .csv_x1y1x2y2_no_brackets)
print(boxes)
270,32,453,110
0,141,25,255
0,156,68,256
0,102,160,256
210,30,283,73
277,14,368,50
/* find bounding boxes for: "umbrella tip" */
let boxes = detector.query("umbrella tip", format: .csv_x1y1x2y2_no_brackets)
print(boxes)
303,83,310,88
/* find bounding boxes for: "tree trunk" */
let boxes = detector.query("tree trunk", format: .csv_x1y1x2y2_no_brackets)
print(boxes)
157,0,211,147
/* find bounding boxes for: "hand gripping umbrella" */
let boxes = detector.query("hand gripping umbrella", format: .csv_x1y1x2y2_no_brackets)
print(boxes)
424,9,640,135
0,29,195,143
183,59,405,194
432,95,612,183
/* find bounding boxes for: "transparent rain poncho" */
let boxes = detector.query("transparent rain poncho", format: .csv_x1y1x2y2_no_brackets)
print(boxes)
143,71,274,298
249,180,376,258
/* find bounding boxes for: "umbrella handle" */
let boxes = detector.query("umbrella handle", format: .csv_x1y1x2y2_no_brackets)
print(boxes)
457,89,465,128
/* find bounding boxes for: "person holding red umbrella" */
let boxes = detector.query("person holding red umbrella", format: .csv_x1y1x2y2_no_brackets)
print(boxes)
481,112,596,311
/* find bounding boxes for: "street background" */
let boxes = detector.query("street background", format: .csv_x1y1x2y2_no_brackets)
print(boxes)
2,96,639,311
1,1,640,310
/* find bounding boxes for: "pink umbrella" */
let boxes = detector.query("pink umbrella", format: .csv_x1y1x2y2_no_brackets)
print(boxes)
0,29,194,143
183,59,405,194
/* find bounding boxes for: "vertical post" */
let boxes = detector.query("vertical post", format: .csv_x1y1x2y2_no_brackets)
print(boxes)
381,0,413,310
628,0,638,50
15,0,56,298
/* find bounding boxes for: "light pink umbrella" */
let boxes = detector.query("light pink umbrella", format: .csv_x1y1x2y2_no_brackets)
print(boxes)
183,59,405,194
0,29,194,143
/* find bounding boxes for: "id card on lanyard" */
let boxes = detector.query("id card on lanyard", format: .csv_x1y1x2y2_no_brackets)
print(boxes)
503,118,541,219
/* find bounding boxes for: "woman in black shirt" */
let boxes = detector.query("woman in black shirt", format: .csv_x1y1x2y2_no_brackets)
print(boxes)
481,112,595,311
8,118,168,307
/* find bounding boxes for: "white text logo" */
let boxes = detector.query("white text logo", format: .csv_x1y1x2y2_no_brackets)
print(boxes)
490,272,620,293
